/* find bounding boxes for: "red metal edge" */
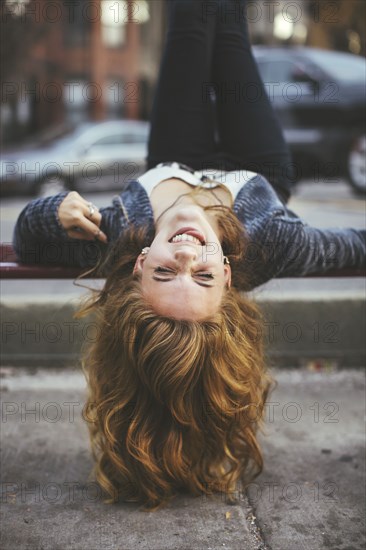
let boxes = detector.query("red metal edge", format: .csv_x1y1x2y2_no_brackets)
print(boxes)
0,262,86,279
1,243,365,279
1,260,365,279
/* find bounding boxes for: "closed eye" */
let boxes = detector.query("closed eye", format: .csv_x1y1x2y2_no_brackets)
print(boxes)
197,273,214,279
153,266,215,287
154,267,214,279
155,267,173,274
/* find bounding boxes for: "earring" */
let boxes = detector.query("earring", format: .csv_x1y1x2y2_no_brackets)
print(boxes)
223,256,230,265
141,247,150,255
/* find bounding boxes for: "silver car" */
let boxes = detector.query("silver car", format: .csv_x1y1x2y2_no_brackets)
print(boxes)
0,120,149,196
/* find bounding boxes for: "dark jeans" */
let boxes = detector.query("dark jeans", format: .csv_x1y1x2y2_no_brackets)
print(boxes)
147,0,293,204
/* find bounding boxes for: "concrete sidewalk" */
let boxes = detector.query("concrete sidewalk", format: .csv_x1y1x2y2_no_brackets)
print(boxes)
1,367,365,550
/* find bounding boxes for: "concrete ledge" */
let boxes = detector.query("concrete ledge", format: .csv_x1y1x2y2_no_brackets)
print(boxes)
1,278,365,367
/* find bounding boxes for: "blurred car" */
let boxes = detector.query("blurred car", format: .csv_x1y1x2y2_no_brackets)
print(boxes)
0,120,149,196
253,46,366,194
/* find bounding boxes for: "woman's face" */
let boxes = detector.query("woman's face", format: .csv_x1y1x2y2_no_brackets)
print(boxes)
133,204,231,320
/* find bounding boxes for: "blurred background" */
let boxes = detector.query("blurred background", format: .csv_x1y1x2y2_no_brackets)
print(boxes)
1,0,365,139
0,0,365,236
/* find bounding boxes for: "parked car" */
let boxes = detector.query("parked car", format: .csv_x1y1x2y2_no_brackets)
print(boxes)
2,48,365,197
0,120,149,196
253,46,366,194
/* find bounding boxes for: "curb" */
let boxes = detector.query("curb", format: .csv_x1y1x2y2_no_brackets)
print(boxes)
1,278,365,367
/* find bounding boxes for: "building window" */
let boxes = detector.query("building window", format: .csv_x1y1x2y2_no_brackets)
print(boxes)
101,0,150,48
101,0,127,48
64,0,91,47
106,78,126,118
63,77,89,124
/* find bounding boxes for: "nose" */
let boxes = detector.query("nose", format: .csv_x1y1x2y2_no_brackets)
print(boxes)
174,246,198,266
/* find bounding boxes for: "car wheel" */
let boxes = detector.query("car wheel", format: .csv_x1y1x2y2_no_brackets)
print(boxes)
347,134,366,195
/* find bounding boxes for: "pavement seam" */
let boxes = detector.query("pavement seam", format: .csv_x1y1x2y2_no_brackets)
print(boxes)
241,495,271,550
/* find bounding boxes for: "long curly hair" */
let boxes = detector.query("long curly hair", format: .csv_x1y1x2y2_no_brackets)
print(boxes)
76,189,273,511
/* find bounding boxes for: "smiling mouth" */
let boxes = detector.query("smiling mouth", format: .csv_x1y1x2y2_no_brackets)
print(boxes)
168,227,206,245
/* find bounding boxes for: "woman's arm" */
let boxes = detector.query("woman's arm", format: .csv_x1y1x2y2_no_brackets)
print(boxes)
263,213,366,278
12,192,113,268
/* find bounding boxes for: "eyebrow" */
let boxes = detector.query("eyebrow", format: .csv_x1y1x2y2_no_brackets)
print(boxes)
152,276,214,288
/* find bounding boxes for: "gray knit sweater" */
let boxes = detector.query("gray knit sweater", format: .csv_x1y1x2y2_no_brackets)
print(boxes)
13,175,365,289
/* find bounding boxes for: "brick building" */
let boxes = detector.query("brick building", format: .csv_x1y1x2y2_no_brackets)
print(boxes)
1,0,364,146
1,0,145,144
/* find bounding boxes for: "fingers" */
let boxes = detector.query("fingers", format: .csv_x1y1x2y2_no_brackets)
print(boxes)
81,202,108,243
83,202,102,226
85,201,101,222
70,214,108,243
66,225,108,243
58,192,108,243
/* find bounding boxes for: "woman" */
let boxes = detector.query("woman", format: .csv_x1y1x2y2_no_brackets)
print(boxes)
13,0,365,509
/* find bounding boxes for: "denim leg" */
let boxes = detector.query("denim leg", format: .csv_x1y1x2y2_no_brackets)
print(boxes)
207,0,294,203
147,0,218,170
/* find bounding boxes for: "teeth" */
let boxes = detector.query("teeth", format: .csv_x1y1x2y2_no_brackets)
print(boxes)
171,233,202,245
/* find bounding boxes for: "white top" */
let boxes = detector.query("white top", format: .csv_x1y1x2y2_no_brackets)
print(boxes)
138,162,258,202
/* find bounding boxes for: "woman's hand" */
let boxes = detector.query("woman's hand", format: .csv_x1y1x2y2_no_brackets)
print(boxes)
57,191,108,243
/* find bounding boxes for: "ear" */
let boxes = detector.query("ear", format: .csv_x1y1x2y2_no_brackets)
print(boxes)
224,264,232,288
133,254,146,276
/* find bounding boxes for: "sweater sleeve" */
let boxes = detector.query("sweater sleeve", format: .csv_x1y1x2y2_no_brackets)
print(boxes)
12,193,122,268
262,213,366,279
